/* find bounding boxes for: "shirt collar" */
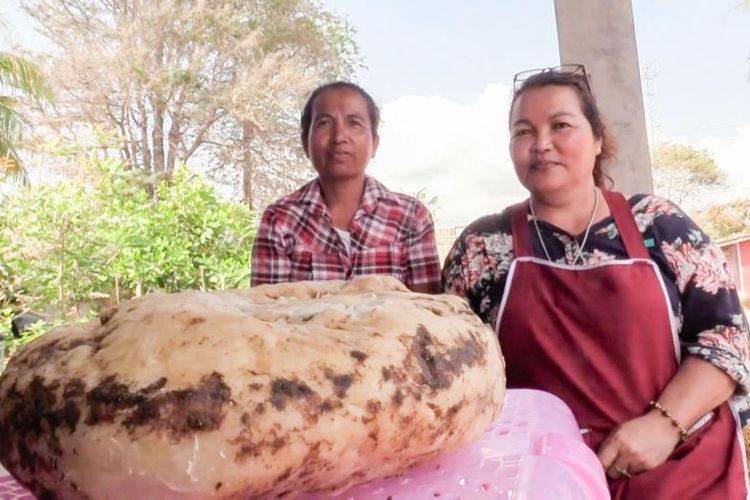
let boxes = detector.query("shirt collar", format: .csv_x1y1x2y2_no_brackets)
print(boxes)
296,178,326,214
360,175,396,214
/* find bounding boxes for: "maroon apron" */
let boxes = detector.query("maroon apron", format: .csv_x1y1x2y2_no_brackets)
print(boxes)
496,191,748,499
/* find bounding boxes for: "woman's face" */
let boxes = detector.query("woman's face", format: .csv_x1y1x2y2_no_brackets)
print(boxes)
305,87,379,183
509,85,602,197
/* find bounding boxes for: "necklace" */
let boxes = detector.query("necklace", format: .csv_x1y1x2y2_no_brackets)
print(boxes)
529,187,599,266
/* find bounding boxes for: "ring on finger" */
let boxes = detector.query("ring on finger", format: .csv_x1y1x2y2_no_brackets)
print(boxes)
614,465,632,479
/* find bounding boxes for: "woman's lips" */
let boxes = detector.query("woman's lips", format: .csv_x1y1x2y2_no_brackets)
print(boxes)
328,151,352,160
531,160,561,170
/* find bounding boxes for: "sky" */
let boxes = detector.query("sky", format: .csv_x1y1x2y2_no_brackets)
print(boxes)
3,1,750,227
317,0,750,226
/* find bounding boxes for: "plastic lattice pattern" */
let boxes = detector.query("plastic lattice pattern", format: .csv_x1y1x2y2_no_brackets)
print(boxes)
0,473,34,500
312,389,609,499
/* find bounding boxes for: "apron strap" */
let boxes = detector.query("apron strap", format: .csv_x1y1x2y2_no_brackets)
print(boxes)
603,190,650,259
511,200,535,258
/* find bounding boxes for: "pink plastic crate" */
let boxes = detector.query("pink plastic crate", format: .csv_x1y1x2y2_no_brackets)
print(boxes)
0,471,34,500
0,389,609,499
312,388,609,499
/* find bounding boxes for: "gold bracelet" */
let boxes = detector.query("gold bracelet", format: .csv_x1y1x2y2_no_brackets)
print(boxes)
648,401,688,442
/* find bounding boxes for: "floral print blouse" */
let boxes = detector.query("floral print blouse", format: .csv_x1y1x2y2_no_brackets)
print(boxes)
442,194,750,417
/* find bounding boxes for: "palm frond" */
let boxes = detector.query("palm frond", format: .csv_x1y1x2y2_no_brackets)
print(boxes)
0,51,52,103
0,95,23,138
0,137,28,186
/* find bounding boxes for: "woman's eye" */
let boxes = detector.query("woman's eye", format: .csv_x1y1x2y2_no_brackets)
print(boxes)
513,129,531,137
552,122,571,130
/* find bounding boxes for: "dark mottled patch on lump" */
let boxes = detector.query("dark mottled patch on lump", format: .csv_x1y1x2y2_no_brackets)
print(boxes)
86,376,168,425
391,388,404,407
63,379,86,399
120,373,229,439
241,412,251,426
270,378,314,410
275,467,292,485
350,350,368,362
320,400,332,412
12,332,110,375
366,400,381,414
410,325,486,392
328,373,353,398
0,376,82,480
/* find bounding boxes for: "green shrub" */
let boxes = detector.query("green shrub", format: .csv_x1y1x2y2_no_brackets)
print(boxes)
0,158,256,370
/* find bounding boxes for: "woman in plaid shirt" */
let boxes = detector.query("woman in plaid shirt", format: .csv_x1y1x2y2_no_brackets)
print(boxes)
251,82,441,293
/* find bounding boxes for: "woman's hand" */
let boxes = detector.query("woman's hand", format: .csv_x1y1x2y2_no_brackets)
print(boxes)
597,410,682,480
598,357,736,480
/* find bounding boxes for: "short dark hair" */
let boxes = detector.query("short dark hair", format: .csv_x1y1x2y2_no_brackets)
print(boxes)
510,70,616,188
300,81,380,154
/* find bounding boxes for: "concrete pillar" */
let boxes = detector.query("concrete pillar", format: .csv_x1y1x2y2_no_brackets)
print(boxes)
554,0,653,194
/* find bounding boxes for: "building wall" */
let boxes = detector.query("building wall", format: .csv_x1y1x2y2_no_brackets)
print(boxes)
719,240,750,295
723,243,742,292
435,226,463,264
740,241,750,293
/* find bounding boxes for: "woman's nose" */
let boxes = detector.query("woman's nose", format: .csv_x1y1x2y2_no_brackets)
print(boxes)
332,122,348,143
532,131,552,152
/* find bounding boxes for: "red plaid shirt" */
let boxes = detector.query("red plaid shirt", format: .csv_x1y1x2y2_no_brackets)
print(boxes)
251,176,440,288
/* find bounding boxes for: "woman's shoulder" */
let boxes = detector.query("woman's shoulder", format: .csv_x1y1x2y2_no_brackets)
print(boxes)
622,192,704,239
265,179,321,212
461,207,514,237
626,192,684,216
364,177,430,215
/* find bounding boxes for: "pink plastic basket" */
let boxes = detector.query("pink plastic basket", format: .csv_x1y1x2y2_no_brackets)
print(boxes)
311,389,609,499
0,472,34,500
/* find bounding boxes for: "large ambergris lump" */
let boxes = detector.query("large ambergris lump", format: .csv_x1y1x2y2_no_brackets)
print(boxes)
0,276,505,499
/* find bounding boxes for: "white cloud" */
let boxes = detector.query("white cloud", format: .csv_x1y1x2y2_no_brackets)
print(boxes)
695,125,750,184
367,85,750,227
644,124,750,214
367,84,527,228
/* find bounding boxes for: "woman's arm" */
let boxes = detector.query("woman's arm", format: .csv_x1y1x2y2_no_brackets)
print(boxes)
598,356,735,479
404,201,441,294
250,208,291,286
599,195,750,479
441,220,515,324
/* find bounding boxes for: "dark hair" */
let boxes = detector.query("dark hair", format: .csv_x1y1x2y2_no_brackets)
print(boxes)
510,71,616,188
300,81,380,154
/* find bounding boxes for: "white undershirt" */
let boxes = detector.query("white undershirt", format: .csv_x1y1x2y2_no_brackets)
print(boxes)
334,227,352,255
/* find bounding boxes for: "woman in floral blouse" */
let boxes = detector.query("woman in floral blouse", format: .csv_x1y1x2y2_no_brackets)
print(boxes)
442,65,750,499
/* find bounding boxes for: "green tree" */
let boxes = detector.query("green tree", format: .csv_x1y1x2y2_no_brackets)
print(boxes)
0,157,255,320
414,187,440,223
21,0,359,207
695,199,750,240
0,48,51,184
651,142,726,205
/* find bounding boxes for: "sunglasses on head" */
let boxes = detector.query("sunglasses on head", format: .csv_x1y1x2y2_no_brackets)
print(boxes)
512,64,593,95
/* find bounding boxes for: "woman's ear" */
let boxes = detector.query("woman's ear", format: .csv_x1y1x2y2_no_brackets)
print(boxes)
371,134,380,159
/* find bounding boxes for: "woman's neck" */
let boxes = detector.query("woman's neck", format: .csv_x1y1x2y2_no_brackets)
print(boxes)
530,184,606,235
319,175,366,230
